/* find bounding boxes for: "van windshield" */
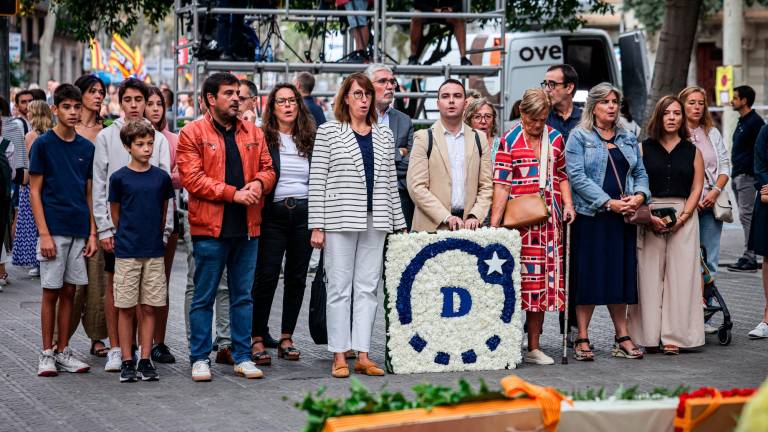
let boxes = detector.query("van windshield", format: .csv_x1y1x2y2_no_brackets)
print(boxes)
563,37,614,91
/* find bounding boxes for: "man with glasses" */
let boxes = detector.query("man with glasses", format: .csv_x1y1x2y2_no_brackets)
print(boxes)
407,79,492,232
294,72,326,127
542,64,581,142
238,79,259,125
365,64,414,228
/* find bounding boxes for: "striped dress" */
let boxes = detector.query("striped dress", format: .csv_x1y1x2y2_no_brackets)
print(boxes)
493,124,566,312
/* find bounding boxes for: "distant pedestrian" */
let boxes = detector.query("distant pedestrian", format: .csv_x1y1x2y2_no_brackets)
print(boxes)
31,84,97,377
295,72,326,127
106,120,174,382
727,85,764,272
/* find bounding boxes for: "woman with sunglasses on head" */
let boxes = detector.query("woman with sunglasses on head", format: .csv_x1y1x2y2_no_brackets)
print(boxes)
309,73,406,378
249,83,316,366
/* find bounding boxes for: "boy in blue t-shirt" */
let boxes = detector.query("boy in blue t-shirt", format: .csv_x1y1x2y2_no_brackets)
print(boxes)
30,84,97,377
108,119,174,382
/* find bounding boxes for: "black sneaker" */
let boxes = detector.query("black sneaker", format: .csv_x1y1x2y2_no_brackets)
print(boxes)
120,360,137,383
136,359,159,382
151,343,176,364
726,257,759,273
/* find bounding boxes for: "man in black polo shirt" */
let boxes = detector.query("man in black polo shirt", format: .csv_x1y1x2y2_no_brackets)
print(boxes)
727,85,765,272
543,64,582,143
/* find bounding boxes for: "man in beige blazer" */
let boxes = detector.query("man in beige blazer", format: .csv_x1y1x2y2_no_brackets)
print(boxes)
407,79,493,232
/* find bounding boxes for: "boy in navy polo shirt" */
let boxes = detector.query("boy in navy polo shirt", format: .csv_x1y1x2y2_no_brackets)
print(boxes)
30,84,98,377
108,120,174,382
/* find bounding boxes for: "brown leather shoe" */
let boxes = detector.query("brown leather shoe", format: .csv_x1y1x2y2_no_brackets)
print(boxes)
331,362,350,378
354,360,385,376
215,346,234,365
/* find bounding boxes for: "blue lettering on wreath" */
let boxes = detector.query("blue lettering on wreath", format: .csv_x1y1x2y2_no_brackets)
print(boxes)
440,287,472,318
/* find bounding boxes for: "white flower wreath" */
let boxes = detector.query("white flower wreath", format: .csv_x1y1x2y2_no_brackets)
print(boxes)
384,228,523,374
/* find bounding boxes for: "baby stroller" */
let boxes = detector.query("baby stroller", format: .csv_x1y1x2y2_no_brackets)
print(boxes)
702,247,733,345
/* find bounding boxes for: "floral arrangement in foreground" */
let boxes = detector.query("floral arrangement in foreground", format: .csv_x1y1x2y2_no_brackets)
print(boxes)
384,228,523,374
674,386,757,432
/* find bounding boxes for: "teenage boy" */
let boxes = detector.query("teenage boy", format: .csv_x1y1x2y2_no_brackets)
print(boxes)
109,120,174,382
31,84,98,376
93,78,172,372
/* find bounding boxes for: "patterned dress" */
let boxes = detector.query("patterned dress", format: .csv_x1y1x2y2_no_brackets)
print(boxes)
493,124,566,312
12,184,39,267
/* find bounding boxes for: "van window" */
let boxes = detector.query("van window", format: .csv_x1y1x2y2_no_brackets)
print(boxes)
563,37,613,91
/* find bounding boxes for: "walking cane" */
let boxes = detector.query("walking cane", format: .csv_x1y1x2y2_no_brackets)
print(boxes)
561,224,570,365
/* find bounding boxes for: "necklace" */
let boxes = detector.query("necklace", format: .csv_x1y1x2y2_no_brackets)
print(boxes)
352,125,371,135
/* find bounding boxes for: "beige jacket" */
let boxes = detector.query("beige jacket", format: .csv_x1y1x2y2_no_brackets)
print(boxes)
406,122,493,232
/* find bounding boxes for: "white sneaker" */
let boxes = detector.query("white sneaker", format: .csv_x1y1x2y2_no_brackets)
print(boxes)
704,323,718,334
38,349,58,377
234,360,264,379
54,347,90,373
105,347,122,372
748,322,768,339
192,360,212,382
524,349,555,365
28,267,39,277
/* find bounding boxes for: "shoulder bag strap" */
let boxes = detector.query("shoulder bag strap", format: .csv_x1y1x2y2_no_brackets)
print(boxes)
606,148,625,196
427,128,433,159
538,129,550,192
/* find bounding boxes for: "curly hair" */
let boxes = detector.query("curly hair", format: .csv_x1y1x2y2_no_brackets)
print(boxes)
261,83,316,157
463,97,498,137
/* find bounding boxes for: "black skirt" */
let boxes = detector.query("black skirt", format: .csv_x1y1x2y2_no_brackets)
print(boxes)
749,195,768,257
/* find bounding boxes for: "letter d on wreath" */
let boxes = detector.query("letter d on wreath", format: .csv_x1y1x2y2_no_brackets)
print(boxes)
440,287,472,318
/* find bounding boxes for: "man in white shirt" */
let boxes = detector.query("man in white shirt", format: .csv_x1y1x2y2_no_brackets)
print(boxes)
407,79,492,232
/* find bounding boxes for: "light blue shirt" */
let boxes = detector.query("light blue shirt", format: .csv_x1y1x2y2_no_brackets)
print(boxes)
377,106,392,126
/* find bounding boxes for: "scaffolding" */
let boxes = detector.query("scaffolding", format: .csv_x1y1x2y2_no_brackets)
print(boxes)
172,0,507,127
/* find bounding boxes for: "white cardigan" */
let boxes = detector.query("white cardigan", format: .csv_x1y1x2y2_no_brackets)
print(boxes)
706,127,731,180
308,121,406,232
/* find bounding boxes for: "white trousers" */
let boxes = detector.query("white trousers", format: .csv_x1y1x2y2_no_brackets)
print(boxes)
324,214,387,353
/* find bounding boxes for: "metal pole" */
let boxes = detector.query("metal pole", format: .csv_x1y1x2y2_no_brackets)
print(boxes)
192,0,199,117
561,224,570,365
498,0,506,127
172,0,179,131
722,0,743,151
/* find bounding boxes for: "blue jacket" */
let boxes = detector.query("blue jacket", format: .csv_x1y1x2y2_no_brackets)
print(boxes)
565,126,651,216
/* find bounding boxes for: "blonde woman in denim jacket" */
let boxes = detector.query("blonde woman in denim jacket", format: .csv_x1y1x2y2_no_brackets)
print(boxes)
565,83,651,361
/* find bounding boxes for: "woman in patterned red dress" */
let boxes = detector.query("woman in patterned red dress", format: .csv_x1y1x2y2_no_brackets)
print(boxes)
490,88,576,365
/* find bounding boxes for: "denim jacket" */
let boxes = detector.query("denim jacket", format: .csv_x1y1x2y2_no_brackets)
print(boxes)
565,126,651,216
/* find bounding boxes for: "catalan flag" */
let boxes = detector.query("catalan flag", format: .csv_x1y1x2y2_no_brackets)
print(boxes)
89,39,108,71
132,47,147,80
109,34,137,78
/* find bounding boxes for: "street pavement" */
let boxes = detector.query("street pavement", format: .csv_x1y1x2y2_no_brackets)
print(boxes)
1,225,767,431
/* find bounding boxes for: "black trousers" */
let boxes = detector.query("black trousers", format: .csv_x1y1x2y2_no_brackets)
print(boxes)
399,188,414,231
251,198,313,337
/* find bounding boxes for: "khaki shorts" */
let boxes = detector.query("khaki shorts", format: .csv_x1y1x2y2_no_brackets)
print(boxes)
113,257,167,308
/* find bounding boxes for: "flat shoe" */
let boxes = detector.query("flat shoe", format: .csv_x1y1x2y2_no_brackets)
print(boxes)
332,362,349,378
354,360,385,376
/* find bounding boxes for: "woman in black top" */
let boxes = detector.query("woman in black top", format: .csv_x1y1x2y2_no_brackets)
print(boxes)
628,95,705,355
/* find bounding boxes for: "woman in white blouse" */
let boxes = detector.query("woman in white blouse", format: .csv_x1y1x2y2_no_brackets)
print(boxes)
678,87,731,281
250,83,317,365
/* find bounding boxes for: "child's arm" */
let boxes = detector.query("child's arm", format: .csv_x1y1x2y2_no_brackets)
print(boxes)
161,200,169,244
84,179,98,257
110,202,120,231
29,173,56,258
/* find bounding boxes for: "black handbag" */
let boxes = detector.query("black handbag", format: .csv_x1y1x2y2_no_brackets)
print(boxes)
308,251,328,345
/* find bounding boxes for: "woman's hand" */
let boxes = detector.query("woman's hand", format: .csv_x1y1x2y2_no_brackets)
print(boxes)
310,229,325,249
650,215,669,234
699,189,720,209
562,205,576,224
608,199,633,215
761,185,768,203
622,194,644,211
670,213,689,233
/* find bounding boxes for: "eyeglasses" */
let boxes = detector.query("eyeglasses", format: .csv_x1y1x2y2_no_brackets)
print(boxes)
472,114,494,122
349,90,373,100
275,97,298,106
540,80,566,90
374,78,397,87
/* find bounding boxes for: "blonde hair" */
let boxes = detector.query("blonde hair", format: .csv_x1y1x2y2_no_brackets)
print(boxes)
28,100,53,134
579,82,622,131
518,88,551,117
678,86,714,132
463,97,498,136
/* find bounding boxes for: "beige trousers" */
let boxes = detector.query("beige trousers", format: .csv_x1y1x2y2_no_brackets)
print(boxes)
629,198,704,348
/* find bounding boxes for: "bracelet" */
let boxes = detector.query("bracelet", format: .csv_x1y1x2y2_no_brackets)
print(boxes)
713,186,723,192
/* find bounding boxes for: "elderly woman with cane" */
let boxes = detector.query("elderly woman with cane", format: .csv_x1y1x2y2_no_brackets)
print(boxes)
490,88,575,365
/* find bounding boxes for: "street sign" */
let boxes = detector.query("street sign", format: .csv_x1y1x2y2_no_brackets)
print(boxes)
0,0,18,16
716,65,734,106
9,32,20,63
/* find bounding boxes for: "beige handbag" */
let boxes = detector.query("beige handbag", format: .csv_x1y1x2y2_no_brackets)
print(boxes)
503,131,550,229
705,170,734,223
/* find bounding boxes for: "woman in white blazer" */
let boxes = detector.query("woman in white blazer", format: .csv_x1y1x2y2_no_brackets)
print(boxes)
309,73,406,378
678,87,731,282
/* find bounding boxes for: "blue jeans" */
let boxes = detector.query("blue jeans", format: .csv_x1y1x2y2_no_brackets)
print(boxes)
699,209,723,277
189,237,258,365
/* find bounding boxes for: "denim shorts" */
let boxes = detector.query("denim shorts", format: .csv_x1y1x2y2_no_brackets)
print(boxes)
344,0,368,28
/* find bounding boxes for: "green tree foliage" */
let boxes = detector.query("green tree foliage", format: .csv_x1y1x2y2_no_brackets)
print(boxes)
624,0,766,35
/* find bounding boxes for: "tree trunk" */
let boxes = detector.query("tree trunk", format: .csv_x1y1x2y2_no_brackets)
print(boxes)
646,0,702,119
38,8,57,86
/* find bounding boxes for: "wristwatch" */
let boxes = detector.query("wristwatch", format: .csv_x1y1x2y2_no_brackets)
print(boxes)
605,202,612,212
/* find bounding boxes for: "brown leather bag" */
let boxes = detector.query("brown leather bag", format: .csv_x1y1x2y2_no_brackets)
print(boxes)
502,130,550,229
606,149,650,225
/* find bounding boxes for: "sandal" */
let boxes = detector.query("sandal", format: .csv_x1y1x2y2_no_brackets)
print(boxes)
250,339,271,366
90,340,110,357
278,337,300,361
663,344,679,355
573,338,595,361
612,336,644,359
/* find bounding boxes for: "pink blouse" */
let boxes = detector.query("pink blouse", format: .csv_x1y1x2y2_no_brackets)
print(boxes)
161,127,181,189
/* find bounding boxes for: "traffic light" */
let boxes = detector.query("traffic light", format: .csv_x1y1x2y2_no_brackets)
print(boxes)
0,0,17,16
